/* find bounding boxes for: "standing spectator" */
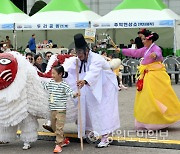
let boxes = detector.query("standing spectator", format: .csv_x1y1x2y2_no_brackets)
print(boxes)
129,39,135,48
4,36,12,48
135,29,145,49
28,34,36,54
34,54,43,72
42,51,53,72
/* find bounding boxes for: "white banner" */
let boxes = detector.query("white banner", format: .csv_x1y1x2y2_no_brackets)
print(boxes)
15,22,89,30
92,20,175,29
0,24,14,30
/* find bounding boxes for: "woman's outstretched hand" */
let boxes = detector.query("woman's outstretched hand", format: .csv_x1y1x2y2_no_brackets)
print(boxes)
150,52,157,59
115,48,121,53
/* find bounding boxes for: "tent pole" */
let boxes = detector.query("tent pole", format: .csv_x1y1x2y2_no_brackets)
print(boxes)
13,23,17,50
173,20,177,56
45,30,48,41
112,28,116,47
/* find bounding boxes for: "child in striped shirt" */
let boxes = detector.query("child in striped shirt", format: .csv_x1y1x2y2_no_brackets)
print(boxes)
42,65,79,153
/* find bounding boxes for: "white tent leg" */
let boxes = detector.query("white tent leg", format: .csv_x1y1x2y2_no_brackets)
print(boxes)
13,30,17,50
173,20,177,55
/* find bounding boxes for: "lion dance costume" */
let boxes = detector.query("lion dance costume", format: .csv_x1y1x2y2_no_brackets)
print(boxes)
0,52,49,149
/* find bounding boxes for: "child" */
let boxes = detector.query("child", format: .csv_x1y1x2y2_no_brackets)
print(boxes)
42,65,79,153
102,52,127,91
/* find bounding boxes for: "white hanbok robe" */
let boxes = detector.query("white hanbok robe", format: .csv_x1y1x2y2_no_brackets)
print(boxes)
63,51,120,137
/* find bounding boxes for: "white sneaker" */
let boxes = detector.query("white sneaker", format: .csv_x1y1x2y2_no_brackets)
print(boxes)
120,84,128,90
22,143,31,150
0,141,9,144
97,140,110,148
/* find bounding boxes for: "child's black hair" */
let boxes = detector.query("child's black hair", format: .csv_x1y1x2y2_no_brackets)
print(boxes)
52,65,68,78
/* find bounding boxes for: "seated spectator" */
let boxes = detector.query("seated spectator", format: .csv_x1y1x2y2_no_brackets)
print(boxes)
0,40,4,47
130,39,135,45
52,44,58,48
1,44,11,52
128,39,136,49
92,45,98,54
34,54,43,72
42,51,53,72
68,48,76,56
101,50,111,61
100,41,107,49
25,52,34,64
101,50,107,57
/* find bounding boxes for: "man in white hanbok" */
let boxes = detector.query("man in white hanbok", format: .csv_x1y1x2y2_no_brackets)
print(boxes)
63,34,120,148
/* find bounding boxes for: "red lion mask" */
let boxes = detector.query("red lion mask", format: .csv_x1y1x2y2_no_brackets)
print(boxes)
0,53,18,90
38,54,72,78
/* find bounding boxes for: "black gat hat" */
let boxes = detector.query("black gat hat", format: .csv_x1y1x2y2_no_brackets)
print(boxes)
74,34,88,51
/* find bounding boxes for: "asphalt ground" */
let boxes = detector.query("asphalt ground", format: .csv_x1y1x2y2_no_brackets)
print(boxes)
35,80,180,150
1,140,180,154
1,79,179,153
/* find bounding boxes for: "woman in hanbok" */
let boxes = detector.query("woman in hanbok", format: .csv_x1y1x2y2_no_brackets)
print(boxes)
119,29,180,130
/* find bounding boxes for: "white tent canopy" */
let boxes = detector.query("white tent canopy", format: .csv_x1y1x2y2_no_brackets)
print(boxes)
16,0,100,30
13,0,101,49
91,0,180,56
16,11,100,30
0,0,29,50
92,9,180,29
0,13,29,30
0,0,29,30
92,0,180,29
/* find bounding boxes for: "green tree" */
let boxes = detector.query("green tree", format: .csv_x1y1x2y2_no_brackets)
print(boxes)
29,0,47,16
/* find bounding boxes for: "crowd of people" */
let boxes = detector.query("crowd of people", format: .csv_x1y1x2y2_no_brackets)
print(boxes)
0,29,179,153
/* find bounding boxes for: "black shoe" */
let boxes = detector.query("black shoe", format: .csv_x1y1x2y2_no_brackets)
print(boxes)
0,141,9,144
42,124,54,133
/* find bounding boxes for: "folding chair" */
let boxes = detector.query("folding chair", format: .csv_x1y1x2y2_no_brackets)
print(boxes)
163,57,180,84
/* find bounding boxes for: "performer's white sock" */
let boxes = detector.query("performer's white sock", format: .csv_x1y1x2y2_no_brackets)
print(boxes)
45,120,51,126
